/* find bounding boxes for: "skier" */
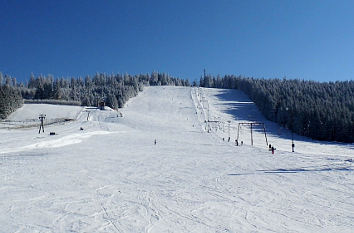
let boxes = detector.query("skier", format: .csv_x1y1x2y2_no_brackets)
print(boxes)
228,137,230,142
269,144,272,151
235,139,238,146
241,141,243,146
271,146,275,154
154,139,157,145
292,143,295,152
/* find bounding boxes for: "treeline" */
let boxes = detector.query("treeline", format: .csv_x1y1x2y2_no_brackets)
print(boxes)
0,72,189,119
0,73,23,119
24,99,81,106
200,75,354,143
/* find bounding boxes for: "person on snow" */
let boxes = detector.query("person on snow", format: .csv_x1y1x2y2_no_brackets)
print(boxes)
271,146,275,154
154,139,157,145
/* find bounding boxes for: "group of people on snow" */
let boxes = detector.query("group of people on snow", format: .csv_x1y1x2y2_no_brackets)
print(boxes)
223,137,278,154
234,139,243,146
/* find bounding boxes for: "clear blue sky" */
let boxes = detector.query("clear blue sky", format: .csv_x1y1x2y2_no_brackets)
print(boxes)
1,0,353,83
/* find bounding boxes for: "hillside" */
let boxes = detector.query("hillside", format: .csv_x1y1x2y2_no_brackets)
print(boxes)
200,76,354,142
0,104,84,130
200,87,353,156
0,86,353,232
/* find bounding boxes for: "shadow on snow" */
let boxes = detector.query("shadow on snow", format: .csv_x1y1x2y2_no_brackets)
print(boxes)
228,165,354,176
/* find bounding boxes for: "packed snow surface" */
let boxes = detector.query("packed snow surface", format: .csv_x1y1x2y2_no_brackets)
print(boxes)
7,104,83,122
1,104,84,130
0,86,353,232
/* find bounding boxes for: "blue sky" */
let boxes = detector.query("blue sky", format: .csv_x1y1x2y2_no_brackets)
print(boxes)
0,0,353,82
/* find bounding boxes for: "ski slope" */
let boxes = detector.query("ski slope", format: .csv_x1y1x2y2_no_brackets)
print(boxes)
0,104,84,130
7,104,84,122
196,87,354,157
0,86,353,232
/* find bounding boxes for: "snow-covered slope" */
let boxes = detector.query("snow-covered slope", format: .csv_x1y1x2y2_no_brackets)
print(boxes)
7,104,84,122
0,86,353,232
197,87,354,157
0,104,84,130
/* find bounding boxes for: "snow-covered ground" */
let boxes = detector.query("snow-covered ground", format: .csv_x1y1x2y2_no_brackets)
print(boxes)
0,86,353,232
0,104,84,130
197,87,354,157
7,104,84,122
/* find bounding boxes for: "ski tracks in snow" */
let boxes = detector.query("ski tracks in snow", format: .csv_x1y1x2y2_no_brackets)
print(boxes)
1,86,353,232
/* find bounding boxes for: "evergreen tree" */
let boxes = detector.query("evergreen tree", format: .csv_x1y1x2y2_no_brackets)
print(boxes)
0,85,23,119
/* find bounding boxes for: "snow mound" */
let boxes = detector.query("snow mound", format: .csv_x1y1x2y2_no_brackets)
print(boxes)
1,131,111,154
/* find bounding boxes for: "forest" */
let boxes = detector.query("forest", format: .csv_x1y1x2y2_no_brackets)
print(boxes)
0,83,23,119
0,72,189,119
200,75,354,143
